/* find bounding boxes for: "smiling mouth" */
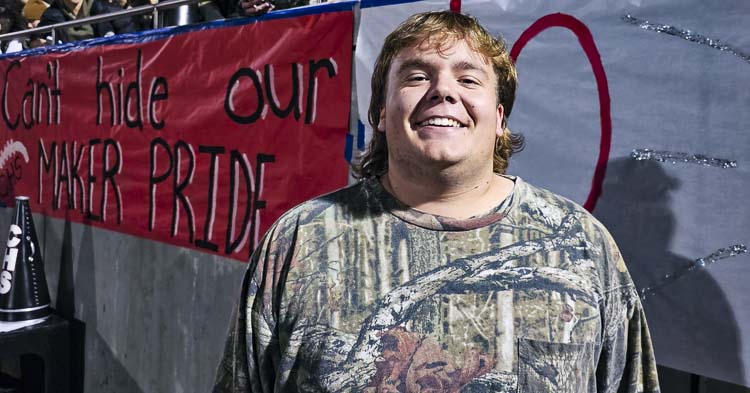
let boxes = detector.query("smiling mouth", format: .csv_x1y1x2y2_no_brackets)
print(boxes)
415,117,466,128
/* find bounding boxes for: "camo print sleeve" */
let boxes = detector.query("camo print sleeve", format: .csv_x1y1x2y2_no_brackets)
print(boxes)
212,267,252,393
594,225,660,393
212,212,299,393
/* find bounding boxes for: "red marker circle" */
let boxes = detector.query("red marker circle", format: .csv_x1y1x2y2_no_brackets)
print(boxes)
510,13,612,212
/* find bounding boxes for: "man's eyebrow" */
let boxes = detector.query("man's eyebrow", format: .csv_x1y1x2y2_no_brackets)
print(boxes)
395,59,432,75
394,58,490,77
453,60,489,77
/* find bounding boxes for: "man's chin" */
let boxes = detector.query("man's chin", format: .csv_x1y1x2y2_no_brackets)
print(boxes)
410,155,465,173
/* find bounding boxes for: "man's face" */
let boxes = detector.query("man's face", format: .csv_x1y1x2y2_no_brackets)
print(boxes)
379,38,503,175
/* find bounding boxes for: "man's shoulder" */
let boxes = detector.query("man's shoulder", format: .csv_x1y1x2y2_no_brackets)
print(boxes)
513,177,618,246
271,180,373,228
513,178,593,223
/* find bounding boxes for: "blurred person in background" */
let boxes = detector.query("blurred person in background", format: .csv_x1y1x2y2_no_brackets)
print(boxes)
225,0,308,18
90,0,139,37
1,0,27,19
0,0,26,52
38,0,96,42
116,0,155,31
22,0,48,47
22,0,48,27
38,0,147,44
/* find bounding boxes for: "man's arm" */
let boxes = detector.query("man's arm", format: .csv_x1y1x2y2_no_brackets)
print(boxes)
594,226,660,393
596,286,660,393
213,224,287,393
213,268,253,393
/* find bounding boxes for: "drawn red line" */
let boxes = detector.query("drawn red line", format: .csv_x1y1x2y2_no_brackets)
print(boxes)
510,13,611,212
450,0,461,13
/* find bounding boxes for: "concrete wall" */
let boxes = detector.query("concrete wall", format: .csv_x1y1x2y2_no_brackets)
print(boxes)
0,208,246,393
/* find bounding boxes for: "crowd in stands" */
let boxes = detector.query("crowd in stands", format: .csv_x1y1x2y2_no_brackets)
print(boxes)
0,0,323,53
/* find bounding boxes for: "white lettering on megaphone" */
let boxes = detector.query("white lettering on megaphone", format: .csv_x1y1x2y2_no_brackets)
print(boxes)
0,271,11,294
0,224,22,295
7,225,21,248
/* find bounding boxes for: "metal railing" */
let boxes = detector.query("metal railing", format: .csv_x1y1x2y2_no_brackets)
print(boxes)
0,0,209,44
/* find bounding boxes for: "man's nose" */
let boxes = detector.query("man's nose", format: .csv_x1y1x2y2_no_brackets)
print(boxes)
429,77,457,104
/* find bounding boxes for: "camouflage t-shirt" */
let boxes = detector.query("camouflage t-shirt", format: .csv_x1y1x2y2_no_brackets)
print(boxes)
213,176,660,392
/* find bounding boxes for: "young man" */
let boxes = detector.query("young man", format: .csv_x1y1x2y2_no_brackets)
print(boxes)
214,11,660,392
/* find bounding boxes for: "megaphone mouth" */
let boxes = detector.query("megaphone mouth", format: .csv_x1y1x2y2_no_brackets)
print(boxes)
0,304,49,313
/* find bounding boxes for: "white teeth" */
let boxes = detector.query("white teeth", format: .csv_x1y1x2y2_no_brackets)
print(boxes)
420,117,462,127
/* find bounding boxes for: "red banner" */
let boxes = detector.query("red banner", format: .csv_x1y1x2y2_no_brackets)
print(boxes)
0,7,353,261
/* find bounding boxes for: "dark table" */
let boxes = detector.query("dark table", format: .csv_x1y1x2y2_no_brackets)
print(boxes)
0,314,70,393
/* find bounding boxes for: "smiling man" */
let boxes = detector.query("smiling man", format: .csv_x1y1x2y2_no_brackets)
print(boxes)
214,11,660,393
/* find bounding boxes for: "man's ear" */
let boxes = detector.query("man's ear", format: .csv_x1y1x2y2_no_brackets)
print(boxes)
377,108,386,132
495,104,505,137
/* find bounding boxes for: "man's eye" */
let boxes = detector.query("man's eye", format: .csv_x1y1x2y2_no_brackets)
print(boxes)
459,78,479,85
408,75,428,82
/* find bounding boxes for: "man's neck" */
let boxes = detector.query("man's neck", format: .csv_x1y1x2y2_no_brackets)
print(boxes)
382,165,514,220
